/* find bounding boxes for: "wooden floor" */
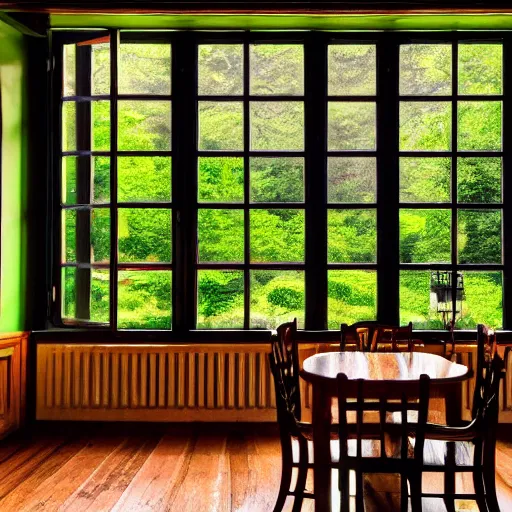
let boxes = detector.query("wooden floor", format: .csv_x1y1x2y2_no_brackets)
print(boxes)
0,423,510,511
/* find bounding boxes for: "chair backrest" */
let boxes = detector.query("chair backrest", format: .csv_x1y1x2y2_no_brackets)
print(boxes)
340,321,413,352
337,374,430,466
270,319,301,421
473,324,498,419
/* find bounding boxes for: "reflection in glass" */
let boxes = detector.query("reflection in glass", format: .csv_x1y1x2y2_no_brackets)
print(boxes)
328,45,376,96
457,157,501,204
120,44,171,95
118,101,171,151
250,102,304,150
400,102,451,151
328,157,376,203
118,271,171,329
198,209,244,262
328,102,376,150
459,44,502,95
251,270,305,328
399,158,451,203
400,44,451,96
91,43,110,96
328,270,376,329
63,44,76,97
250,45,304,95
250,158,304,202
199,102,243,150
118,157,171,202
458,101,501,151
250,210,304,263
197,270,244,328
328,210,376,263
458,210,502,264
118,208,171,262
62,268,110,323
400,209,451,263
198,157,243,203
198,45,243,96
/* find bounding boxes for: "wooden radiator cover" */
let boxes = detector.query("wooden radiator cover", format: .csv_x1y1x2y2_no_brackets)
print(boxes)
36,342,512,422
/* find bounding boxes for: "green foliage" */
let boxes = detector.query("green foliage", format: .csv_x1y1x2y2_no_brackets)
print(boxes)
267,287,304,310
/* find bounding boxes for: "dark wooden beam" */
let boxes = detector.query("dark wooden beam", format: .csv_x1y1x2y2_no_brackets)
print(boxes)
0,12,48,37
1,1,512,15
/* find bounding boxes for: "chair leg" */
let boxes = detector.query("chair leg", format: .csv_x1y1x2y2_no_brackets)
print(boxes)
355,469,364,512
340,468,350,512
292,437,309,512
473,468,490,512
273,438,293,512
401,472,410,512
443,442,457,512
409,473,423,512
482,434,501,512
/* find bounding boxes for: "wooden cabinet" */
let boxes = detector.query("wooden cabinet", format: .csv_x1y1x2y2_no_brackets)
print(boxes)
0,333,27,438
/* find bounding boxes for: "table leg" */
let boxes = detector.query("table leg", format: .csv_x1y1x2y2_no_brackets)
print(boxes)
312,383,332,512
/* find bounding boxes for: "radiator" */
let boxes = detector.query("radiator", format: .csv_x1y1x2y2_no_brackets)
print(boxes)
36,344,276,422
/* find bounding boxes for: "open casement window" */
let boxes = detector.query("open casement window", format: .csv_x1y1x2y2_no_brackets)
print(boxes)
53,30,509,332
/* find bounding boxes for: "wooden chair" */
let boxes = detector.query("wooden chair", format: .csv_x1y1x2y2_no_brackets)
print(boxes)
340,321,414,352
268,319,311,512
421,324,504,512
336,373,431,512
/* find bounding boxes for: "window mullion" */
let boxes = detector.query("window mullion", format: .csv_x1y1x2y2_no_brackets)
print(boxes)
377,37,400,324
173,33,198,333
503,36,512,329
305,33,328,329
109,29,119,331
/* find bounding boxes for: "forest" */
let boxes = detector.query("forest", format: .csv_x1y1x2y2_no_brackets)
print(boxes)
62,41,503,330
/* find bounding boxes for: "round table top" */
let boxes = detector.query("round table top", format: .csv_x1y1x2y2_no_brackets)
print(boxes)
301,351,469,383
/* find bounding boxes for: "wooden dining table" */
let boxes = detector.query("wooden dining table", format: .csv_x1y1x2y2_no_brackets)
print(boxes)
300,351,471,512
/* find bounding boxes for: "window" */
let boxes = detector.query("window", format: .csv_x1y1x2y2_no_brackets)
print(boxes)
54,31,509,332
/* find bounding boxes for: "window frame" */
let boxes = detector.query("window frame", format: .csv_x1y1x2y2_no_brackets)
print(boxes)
49,29,512,335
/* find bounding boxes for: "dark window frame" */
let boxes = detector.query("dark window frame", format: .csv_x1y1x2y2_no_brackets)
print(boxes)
49,30,512,336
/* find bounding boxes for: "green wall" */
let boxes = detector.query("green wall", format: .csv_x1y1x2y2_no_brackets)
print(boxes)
0,19,27,332
51,13,512,30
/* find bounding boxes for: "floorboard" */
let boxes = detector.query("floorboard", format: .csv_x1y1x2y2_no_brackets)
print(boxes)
0,423,508,511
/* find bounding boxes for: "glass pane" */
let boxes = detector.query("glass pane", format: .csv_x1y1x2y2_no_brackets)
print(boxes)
197,270,244,328
198,157,243,203
328,45,376,96
400,209,451,263
250,102,304,151
118,101,171,151
458,209,502,264
399,158,451,203
328,270,377,329
118,270,171,329
62,156,110,204
62,267,110,323
62,101,110,151
400,102,451,151
250,44,304,95
198,209,244,262
250,157,304,203
459,44,502,95
91,42,110,96
328,157,376,203
328,210,376,263
456,272,503,329
118,157,171,202
251,270,305,329
399,44,451,96
328,102,376,150
118,208,171,262
119,44,171,95
458,101,501,151
63,44,76,96
400,271,447,329
457,157,501,204
62,209,110,264
198,45,243,96
198,102,243,150
250,209,304,263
